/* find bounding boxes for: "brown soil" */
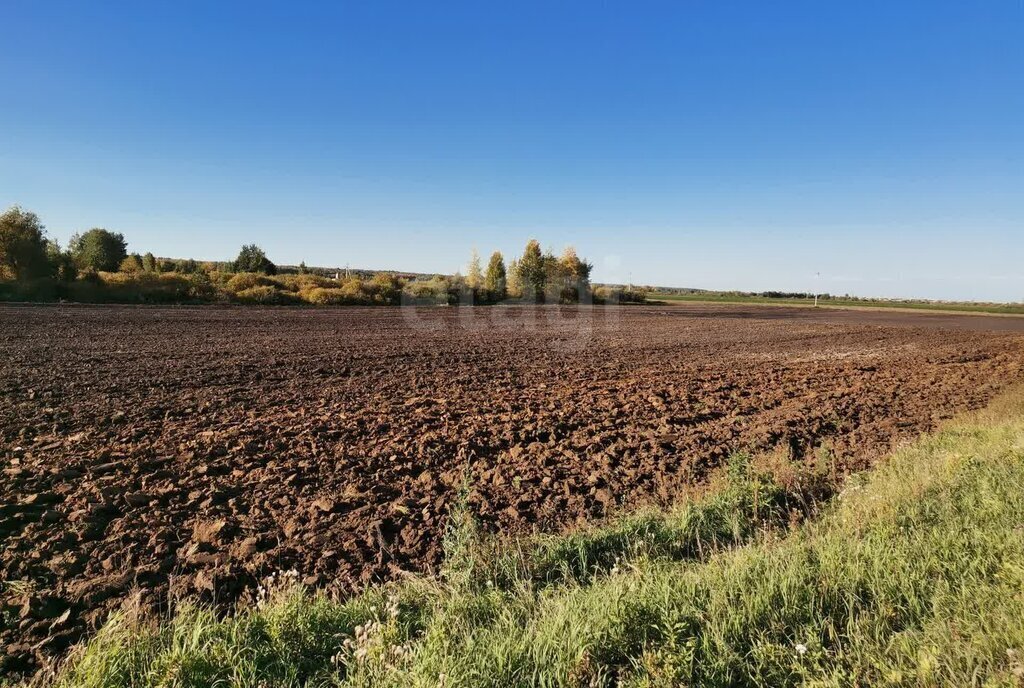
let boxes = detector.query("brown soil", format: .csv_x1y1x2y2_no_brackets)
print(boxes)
2,303,1023,675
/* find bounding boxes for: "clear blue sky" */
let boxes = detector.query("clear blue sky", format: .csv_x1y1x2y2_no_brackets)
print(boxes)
2,1,1021,301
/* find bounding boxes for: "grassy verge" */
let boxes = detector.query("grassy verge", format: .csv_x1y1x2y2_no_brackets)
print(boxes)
650,292,1024,316
55,392,1024,687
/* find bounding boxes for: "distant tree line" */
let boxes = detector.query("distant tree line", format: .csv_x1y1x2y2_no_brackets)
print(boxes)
457,240,594,304
644,287,840,301
0,205,641,306
0,206,281,282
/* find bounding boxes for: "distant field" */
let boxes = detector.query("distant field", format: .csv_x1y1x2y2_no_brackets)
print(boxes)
649,291,1024,315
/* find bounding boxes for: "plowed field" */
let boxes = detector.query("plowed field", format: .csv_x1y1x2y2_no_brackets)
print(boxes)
3,303,1023,675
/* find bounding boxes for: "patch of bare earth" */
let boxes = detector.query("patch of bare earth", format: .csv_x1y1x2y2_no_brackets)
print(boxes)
2,304,1023,676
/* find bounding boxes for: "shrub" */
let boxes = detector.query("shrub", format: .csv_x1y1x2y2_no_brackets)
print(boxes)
98,272,196,303
339,279,372,304
0,277,62,301
403,277,456,305
370,273,403,304
595,287,646,304
234,285,298,305
207,270,234,287
275,273,334,293
184,273,218,301
47,241,78,282
119,254,144,273
227,272,277,293
175,258,200,274
303,287,351,305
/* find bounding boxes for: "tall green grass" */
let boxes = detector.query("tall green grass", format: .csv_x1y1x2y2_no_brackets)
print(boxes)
55,393,1024,687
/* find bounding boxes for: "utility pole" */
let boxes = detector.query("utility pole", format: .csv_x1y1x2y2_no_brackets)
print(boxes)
814,272,820,307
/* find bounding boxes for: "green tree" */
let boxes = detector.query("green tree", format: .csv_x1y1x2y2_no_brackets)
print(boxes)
298,261,309,275
556,246,593,302
542,248,563,302
233,244,276,274
46,240,77,282
69,228,128,272
466,248,483,291
516,239,546,302
176,258,199,274
120,253,144,273
142,252,157,272
0,206,51,281
506,258,522,298
484,251,506,301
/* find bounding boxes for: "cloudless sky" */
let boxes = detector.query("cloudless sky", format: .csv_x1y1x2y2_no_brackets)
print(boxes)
2,1,1022,300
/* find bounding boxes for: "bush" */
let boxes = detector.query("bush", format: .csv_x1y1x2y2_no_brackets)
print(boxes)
368,273,403,304
234,285,298,305
0,277,62,301
206,270,234,287
185,273,218,301
97,272,198,303
595,286,646,304
47,242,78,282
0,272,221,304
302,287,354,305
119,254,144,273
227,272,278,293
275,274,334,293
403,277,458,305
339,280,372,304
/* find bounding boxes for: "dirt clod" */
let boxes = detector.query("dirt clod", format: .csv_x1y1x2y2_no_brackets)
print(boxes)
1,303,1023,677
